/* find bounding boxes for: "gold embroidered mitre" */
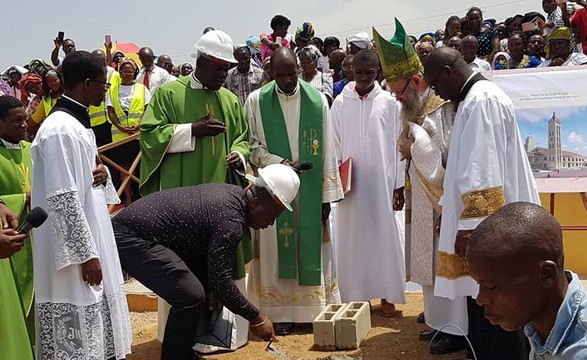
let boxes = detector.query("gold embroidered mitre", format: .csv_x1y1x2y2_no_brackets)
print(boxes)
373,18,423,83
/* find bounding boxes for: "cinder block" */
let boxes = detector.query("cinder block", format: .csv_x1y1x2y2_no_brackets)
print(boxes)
334,302,371,350
313,303,347,350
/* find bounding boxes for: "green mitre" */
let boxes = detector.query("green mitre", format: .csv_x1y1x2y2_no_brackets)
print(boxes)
373,18,423,83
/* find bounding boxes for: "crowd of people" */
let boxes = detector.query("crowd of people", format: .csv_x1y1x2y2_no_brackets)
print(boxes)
2,2,587,360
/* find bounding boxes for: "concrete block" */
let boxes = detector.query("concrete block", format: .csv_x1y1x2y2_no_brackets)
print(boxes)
313,303,347,350
124,278,158,312
334,302,371,350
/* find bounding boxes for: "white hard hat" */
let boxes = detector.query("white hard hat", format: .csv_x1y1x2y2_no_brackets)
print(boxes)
246,164,300,211
194,30,238,64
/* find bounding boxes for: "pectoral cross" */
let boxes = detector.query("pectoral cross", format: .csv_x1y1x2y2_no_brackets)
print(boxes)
279,222,293,248
207,103,217,156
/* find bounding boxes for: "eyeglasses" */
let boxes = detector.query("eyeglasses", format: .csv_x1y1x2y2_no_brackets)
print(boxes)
397,76,412,96
426,68,445,91
89,79,111,90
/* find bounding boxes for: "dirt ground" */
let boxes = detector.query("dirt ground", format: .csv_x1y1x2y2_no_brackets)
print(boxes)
126,293,467,360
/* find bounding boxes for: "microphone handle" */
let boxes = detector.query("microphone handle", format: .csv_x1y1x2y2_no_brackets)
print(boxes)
16,222,33,235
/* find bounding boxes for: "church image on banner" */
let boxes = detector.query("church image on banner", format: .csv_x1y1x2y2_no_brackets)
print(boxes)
525,111,587,171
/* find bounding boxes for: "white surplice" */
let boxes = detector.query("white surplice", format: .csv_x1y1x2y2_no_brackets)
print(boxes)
245,84,344,323
31,109,132,359
330,82,406,303
435,78,540,300
404,99,468,335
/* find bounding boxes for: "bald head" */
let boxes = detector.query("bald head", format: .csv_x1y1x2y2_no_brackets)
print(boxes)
423,47,471,101
156,54,173,74
447,36,462,50
469,202,563,267
92,49,107,67
271,48,298,94
461,35,478,45
139,47,154,69
270,47,297,68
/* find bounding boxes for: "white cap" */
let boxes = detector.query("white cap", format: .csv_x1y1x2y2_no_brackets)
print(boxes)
193,30,237,64
246,164,300,211
347,32,373,50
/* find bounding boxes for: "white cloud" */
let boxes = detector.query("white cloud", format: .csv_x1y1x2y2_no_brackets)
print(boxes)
516,107,587,124
566,131,587,154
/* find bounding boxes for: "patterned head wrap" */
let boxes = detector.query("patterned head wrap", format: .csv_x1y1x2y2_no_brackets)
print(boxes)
119,57,138,71
18,73,43,104
296,22,315,42
297,45,322,62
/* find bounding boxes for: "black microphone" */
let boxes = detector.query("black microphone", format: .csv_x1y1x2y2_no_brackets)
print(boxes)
16,207,48,234
293,162,313,173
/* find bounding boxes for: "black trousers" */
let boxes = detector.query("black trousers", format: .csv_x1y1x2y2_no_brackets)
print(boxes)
467,297,530,360
113,221,206,360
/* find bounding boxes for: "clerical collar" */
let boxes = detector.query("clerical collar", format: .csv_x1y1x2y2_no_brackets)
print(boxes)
457,72,487,103
62,95,88,110
190,72,212,90
276,84,299,97
52,95,91,128
0,138,21,150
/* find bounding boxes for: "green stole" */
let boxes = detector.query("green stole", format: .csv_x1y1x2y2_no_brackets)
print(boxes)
0,140,35,348
259,81,324,286
139,77,252,279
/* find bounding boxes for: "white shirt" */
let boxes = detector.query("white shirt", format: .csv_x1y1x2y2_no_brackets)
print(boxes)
468,57,491,72
136,65,172,93
539,52,587,67
105,84,152,111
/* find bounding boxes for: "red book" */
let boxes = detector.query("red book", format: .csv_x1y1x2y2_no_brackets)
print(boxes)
339,157,353,195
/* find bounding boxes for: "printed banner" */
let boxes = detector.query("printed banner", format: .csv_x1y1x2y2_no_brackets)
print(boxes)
489,67,587,177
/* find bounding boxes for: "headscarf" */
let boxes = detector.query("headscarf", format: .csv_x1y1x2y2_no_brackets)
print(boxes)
545,27,573,59
297,45,322,62
296,22,315,42
1,65,28,77
45,69,58,78
119,57,138,71
179,62,193,72
18,73,42,105
418,32,437,46
28,59,53,76
347,32,373,50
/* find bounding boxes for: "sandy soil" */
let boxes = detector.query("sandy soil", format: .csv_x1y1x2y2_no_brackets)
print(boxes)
126,293,467,360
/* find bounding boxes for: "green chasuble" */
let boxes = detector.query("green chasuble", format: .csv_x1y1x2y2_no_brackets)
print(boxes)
0,260,34,360
258,81,324,286
140,75,252,279
0,140,34,356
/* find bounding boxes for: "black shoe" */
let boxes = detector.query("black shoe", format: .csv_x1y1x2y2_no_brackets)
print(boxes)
429,334,467,354
419,329,441,341
416,312,425,324
274,322,295,336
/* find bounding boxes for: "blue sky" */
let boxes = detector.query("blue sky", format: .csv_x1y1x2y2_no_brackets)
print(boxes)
2,0,541,71
519,107,587,156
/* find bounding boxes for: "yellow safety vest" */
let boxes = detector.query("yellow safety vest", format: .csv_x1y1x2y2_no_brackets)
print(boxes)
41,96,56,117
110,82,146,142
88,71,120,127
